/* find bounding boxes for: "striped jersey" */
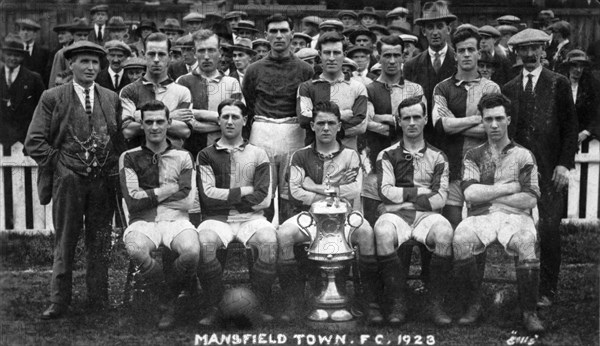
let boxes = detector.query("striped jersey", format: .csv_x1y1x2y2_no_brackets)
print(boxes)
376,141,449,224
461,140,540,216
432,74,500,180
197,140,271,223
119,143,195,223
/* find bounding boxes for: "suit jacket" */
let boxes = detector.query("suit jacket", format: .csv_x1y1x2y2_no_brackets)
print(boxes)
95,68,131,94
403,46,457,144
168,61,191,81
88,26,106,46
502,67,578,181
574,73,600,138
551,41,573,75
22,42,50,86
25,82,124,204
490,50,513,86
0,66,45,147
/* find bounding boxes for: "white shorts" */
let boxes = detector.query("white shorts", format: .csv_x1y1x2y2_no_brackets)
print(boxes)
197,217,275,247
455,213,537,256
375,213,451,251
124,219,197,250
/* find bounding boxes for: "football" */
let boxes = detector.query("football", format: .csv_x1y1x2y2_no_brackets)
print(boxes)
219,287,259,328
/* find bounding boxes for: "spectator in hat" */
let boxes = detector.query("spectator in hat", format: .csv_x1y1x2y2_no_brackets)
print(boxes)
478,25,513,85
369,62,382,79
131,20,158,56
358,7,380,27
218,50,233,76
1,34,45,148
106,16,129,42
337,10,358,28
342,56,358,80
169,45,183,65
252,38,270,59
122,57,146,82
16,18,50,85
399,34,421,60
233,20,258,41
182,12,205,34
168,35,198,80
388,22,413,37
47,22,74,84
496,25,518,57
347,45,375,85
96,40,131,93
48,18,93,88
368,24,390,43
223,11,248,31
291,33,312,53
349,27,379,68
548,20,573,74
403,0,458,146
301,16,323,49
230,38,256,86
502,28,578,309
319,20,344,35
477,50,497,80
386,7,410,27
25,40,125,320
564,50,600,145
295,47,320,77
496,15,521,26
160,19,185,44
89,5,109,45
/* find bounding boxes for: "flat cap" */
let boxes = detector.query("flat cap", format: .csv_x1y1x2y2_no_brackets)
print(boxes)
386,7,409,18
205,13,224,21
346,44,372,57
507,28,550,46
319,19,344,31
388,22,412,35
224,11,247,20
295,47,318,61
399,34,419,44
343,57,358,71
368,24,390,35
293,32,313,43
370,62,382,73
496,25,518,35
496,15,520,25
252,38,270,48
123,57,146,70
16,18,41,30
64,40,106,60
455,23,479,33
90,5,108,14
233,20,258,32
337,10,358,20
183,12,205,23
538,10,555,19
53,22,72,33
2,34,27,55
106,16,128,30
565,49,590,65
160,18,184,34
104,40,132,55
302,16,324,26
68,17,93,33
478,25,501,38
548,20,571,33
358,7,380,20
174,34,194,48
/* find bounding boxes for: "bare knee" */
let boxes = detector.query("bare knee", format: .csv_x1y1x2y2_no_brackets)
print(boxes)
198,230,221,262
428,221,453,256
351,222,375,255
508,231,536,260
276,223,305,260
249,227,278,263
453,228,478,260
374,220,397,255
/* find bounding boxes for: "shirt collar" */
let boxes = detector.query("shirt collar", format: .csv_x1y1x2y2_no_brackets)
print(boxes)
214,139,249,151
400,140,428,158
486,139,516,155
522,65,542,79
108,67,123,77
375,75,405,87
141,76,174,86
315,73,348,84
453,72,483,87
192,69,223,83
5,65,21,76
141,139,174,155
428,44,448,58
73,80,95,92
187,60,198,71
310,140,345,160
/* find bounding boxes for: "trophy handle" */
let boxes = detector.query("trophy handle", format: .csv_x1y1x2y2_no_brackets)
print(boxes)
347,211,364,230
296,211,314,239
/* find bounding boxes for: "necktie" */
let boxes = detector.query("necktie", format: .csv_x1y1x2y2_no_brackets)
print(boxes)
84,88,92,115
25,43,30,55
525,74,534,94
114,74,119,89
97,26,103,42
433,51,441,73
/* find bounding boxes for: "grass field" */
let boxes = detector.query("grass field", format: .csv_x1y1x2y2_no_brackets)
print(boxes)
0,223,598,346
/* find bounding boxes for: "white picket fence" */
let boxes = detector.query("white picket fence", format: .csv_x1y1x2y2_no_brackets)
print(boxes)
1,140,599,234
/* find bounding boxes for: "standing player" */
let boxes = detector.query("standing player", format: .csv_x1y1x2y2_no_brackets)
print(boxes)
453,93,544,333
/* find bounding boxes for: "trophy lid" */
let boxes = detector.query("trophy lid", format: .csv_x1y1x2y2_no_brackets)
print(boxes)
310,198,348,215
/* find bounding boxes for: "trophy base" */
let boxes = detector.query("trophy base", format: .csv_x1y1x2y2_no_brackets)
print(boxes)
305,308,358,331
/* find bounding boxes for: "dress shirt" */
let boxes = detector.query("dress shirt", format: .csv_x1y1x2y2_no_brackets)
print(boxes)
94,24,104,40
428,44,448,67
571,82,578,104
23,42,34,55
4,65,20,87
73,81,95,112
521,65,543,91
108,67,124,88
186,60,198,73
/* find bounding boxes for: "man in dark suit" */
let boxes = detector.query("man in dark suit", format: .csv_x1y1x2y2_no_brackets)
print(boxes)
565,50,600,144
1,34,45,148
403,1,458,146
547,20,573,75
167,35,197,81
25,41,125,319
502,29,578,308
478,25,513,85
95,40,131,93
16,18,50,86
88,5,109,45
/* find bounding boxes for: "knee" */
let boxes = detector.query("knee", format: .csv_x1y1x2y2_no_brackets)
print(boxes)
175,251,200,274
253,227,278,245
124,237,150,263
430,221,454,246
452,229,476,259
198,229,220,248
374,220,395,243
276,223,299,245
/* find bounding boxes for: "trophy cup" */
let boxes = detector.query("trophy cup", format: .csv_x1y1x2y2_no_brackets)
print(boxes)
297,174,364,330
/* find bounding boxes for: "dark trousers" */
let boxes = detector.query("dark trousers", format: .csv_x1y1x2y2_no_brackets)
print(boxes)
50,161,115,306
538,178,565,298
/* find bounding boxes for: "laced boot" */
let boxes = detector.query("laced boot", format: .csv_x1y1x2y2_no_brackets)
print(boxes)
516,259,545,334
456,257,483,325
429,254,452,327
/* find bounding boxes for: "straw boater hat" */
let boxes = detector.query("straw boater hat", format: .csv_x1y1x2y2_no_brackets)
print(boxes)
564,49,590,66
507,28,550,47
1,34,28,55
160,19,185,34
104,40,132,56
106,16,128,30
63,40,106,60
358,7,380,20
182,12,205,23
478,25,501,38
337,10,358,21
348,26,377,44
230,38,257,56
90,4,108,14
414,1,457,25
15,18,41,31
123,57,146,70
67,18,93,33
233,20,258,33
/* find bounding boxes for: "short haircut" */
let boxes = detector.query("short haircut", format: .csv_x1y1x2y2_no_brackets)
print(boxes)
313,101,341,122
144,32,171,52
376,35,404,55
265,13,293,31
316,32,346,51
477,92,511,117
217,98,248,117
397,95,426,118
452,28,481,49
140,100,170,120
192,29,219,48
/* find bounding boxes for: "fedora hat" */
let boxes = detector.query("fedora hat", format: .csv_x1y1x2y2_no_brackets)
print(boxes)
67,18,93,33
106,16,128,30
358,7,380,20
230,38,256,56
348,26,377,45
160,18,184,34
1,34,28,55
414,1,457,25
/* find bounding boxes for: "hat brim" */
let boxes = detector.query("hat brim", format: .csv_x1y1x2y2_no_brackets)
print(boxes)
64,47,106,60
2,47,28,55
414,14,457,25
233,27,259,33
566,58,590,65
346,46,372,56
230,46,257,55
349,30,377,44
160,28,185,34
68,27,93,33
53,24,71,33
358,13,381,20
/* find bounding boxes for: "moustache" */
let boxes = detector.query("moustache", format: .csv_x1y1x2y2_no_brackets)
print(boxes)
522,56,538,63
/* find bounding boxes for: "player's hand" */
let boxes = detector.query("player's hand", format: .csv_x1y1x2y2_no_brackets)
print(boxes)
240,186,254,196
578,131,590,144
417,187,432,195
470,115,482,124
170,109,194,123
552,165,569,191
163,183,179,195
338,168,359,185
503,182,522,194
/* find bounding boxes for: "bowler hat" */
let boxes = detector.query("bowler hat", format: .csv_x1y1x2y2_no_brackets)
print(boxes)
64,40,106,60
414,1,457,25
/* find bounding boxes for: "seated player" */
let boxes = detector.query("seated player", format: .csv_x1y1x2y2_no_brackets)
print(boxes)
196,99,277,326
277,101,380,323
453,93,544,333
374,95,453,326
119,100,200,330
